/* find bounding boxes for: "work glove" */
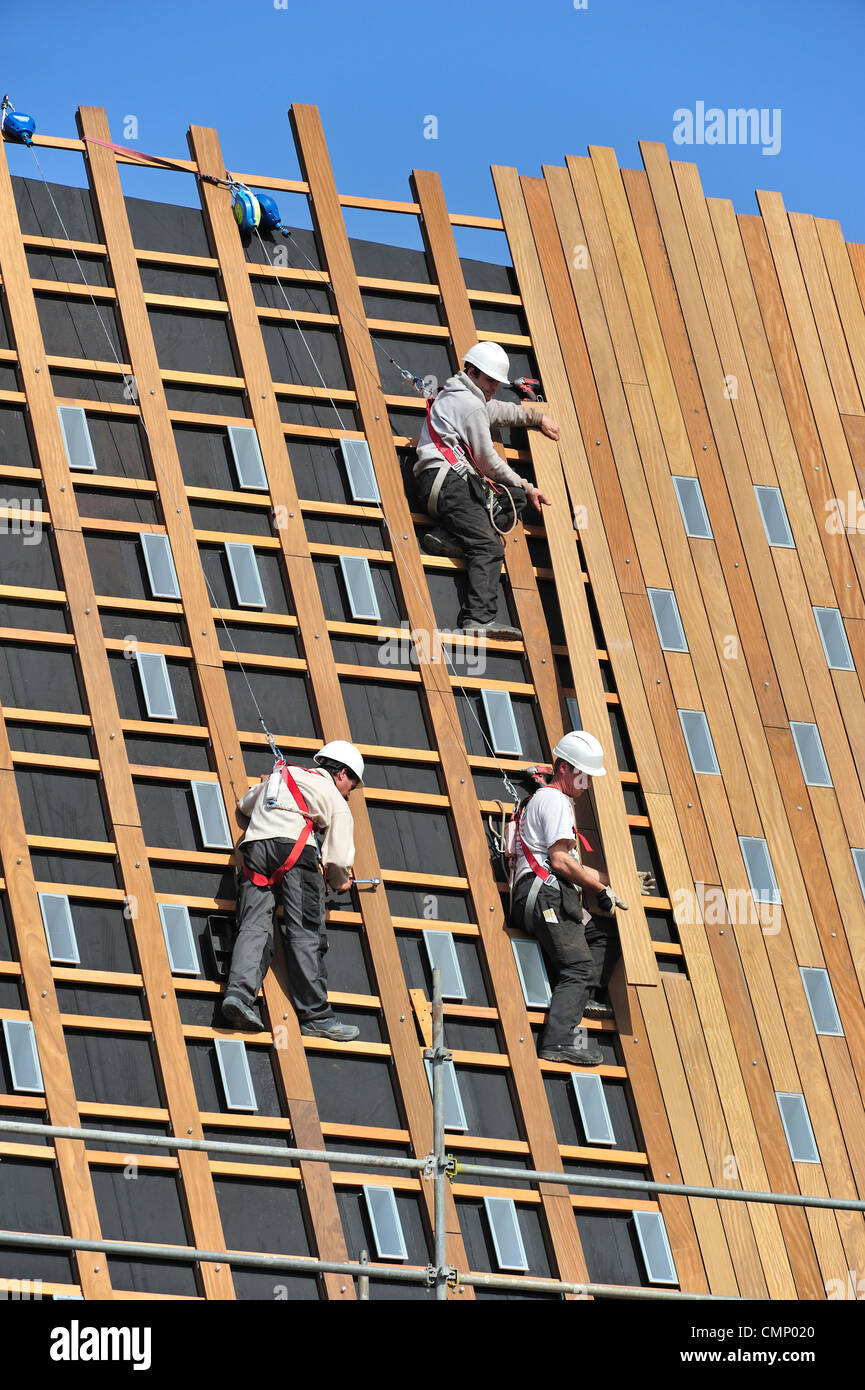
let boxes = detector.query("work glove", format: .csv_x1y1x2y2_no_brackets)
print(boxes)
637,871,657,896
595,887,629,916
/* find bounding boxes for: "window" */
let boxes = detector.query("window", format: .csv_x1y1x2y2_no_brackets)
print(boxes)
140,532,181,600
738,835,781,904
571,1073,616,1146
483,1197,529,1272
38,893,80,965
511,937,552,1008
2,1019,44,1093
853,849,865,901
339,437,380,503
227,424,269,491
672,476,713,539
214,1038,257,1111
633,1211,678,1285
422,930,467,1000
136,651,178,720
191,781,234,849
158,903,200,976
362,1186,408,1261
776,1092,819,1163
755,485,795,548
424,1058,468,1130
339,555,381,622
790,722,832,788
225,542,266,609
647,589,688,652
813,607,854,671
678,709,720,775
57,405,97,471
565,697,581,731
800,968,843,1037
480,689,522,757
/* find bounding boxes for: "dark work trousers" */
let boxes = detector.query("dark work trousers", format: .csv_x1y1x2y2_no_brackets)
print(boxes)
415,467,527,626
511,873,619,1050
226,838,333,1024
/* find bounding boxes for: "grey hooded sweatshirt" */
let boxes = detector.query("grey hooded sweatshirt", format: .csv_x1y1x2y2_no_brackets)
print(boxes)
413,372,543,490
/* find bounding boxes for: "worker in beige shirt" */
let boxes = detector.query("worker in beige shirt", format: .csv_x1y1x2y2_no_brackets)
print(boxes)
222,740,364,1039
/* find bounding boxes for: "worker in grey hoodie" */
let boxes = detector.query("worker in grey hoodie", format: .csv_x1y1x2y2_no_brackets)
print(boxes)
414,341,559,640
222,740,364,1040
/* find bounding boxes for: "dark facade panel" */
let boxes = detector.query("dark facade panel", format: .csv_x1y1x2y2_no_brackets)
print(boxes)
368,805,460,877
262,323,348,390
0,531,58,591
226,668,315,737
307,1055,401,1129
455,1196,555,1294
341,679,430,750
110,653,201,725
92,1169,199,1297
0,1157,74,1285
14,176,100,242
148,308,237,377
15,769,108,842
29,852,118,891
59,903,137,975
35,293,122,361
336,1189,433,1300
65,1031,163,1108
8,724,92,759
0,408,35,469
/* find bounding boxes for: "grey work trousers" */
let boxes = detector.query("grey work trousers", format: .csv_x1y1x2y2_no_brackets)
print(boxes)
415,467,527,626
511,874,619,1050
226,837,333,1024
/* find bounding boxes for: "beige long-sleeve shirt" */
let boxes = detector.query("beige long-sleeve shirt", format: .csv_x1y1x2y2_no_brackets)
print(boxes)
237,765,355,887
414,372,543,489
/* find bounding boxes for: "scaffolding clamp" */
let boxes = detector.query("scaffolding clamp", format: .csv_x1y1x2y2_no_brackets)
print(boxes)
425,1262,457,1289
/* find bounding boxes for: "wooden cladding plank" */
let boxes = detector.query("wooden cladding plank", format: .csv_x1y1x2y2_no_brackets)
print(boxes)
493,164,659,983
0,723,111,1299
608,973,708,1294
662,975,769,1297
410,166,564,747
635,982,739,1295
755,188,865,599
790,214,863,417
647,792,797,1296
290,103,587,1291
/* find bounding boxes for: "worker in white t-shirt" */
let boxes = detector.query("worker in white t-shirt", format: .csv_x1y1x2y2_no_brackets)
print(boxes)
511,731,625,1066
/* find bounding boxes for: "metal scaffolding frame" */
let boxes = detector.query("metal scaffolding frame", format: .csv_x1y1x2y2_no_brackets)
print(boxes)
2,972,864,1300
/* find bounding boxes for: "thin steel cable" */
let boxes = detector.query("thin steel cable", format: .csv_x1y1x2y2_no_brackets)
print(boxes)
29,148,285,766
250,217,524,801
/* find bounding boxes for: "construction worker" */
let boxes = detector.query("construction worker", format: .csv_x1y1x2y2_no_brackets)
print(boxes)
222,740,364,1040
510,731,624,1066
414,342,559,640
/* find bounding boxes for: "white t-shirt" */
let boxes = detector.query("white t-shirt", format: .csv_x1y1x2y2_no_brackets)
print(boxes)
512,786,580,883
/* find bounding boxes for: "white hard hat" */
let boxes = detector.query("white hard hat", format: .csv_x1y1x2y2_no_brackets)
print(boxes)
553,730,607,777
463,341,511,385
315,740,365,785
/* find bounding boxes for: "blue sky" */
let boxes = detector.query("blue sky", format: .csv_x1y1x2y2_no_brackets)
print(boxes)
3,0,863,260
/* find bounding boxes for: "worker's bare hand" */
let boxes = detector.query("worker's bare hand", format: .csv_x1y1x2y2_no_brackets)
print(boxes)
529,486,552,511
540,415,560,441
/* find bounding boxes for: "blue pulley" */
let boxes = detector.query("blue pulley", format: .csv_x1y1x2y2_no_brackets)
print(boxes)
1,98,35,147
257,193,287,235
231,185,261,233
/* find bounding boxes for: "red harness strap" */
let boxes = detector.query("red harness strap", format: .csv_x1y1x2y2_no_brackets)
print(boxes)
424,397,503,496
241,763,320,890
513,799,592,886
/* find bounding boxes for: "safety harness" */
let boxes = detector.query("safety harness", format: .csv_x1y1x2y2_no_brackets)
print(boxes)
240,762,324,890
423,397,517,535
509,790,592,932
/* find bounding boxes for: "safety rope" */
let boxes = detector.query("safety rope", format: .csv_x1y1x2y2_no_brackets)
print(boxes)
249,211,524,803
21,143,524,806
27,147,284,777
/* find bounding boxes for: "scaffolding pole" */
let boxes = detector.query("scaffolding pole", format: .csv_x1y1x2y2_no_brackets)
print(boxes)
430,966,449,1301
0,1229,727,1299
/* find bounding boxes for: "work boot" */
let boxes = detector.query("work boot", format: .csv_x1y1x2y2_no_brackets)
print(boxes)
300,1018,360,1041
421,528,465,560
222,995,264,1032
460,620,523,642
583,997,614,1020
539,1042,604,1066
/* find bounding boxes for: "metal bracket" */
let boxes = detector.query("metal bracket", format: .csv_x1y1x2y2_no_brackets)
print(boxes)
423,1048,453,1063
421,1151,436,1181
425,1263,457,1288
